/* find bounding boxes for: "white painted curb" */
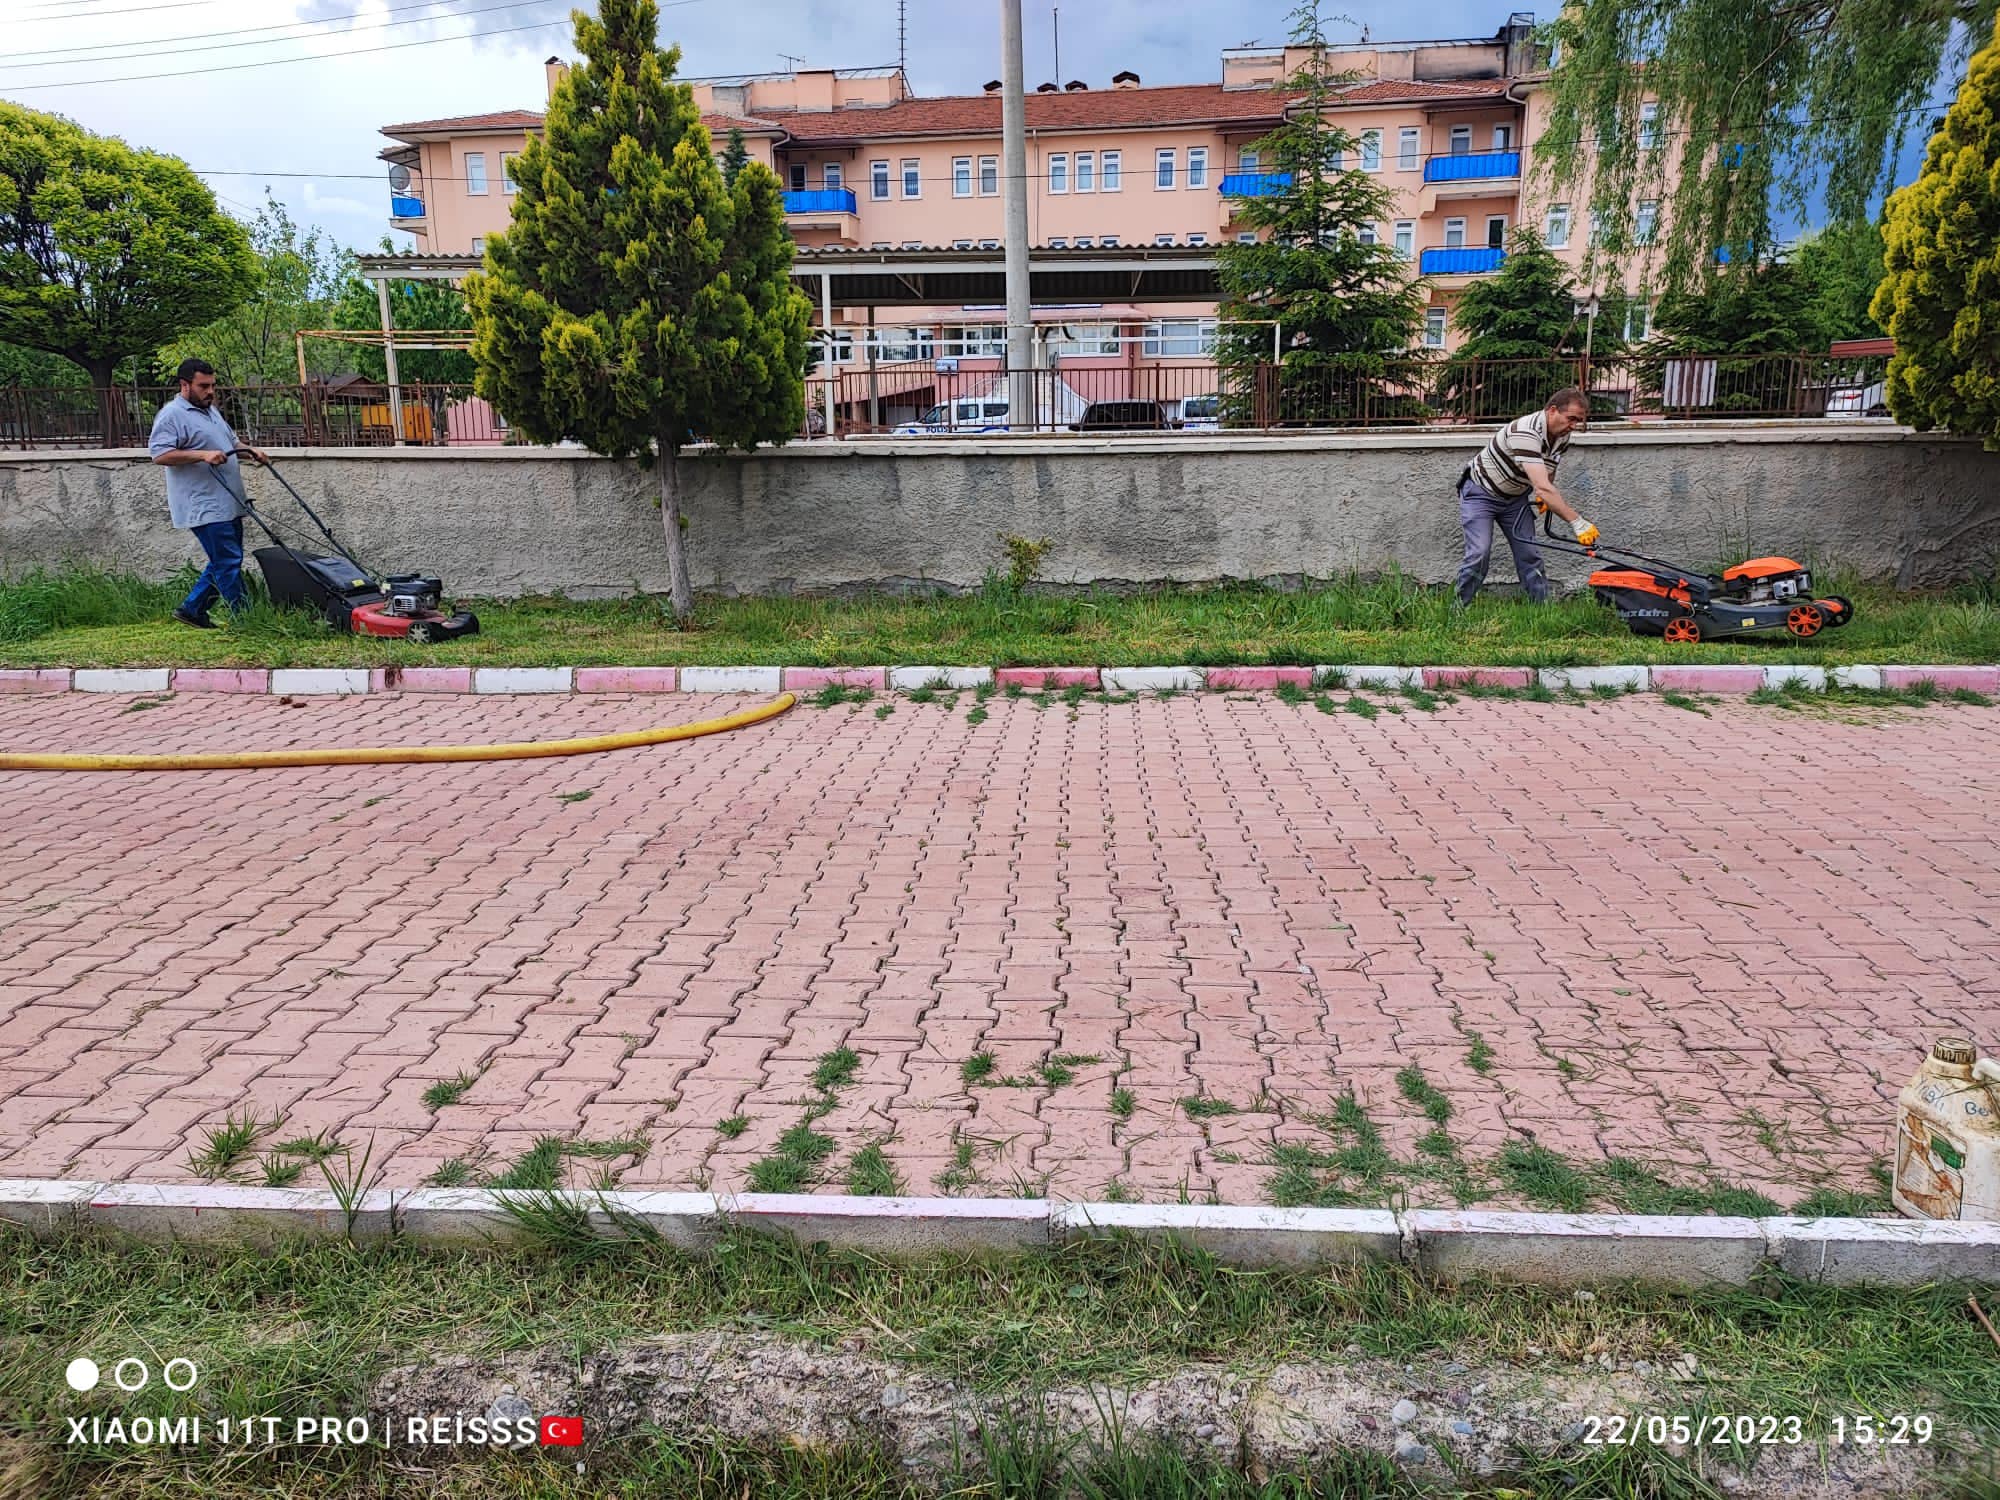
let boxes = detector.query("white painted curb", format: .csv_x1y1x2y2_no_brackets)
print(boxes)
1334,665,1424,688
1763,665,1828,691
7,1180,1995,1288
888,666,996,690
74,669,170,693
1102,667,1204,692
679,666,784,693
1539,666,1650,692
474,667,574,694
271,668,370,696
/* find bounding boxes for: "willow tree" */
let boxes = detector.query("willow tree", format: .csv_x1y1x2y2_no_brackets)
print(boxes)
1536,0,1996,293
466,0,810,623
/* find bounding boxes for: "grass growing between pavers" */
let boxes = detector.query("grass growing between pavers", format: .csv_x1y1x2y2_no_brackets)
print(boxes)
4,1226,1997,1497
6,567,1999,668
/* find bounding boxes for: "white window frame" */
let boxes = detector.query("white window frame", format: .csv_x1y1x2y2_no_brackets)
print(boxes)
867,326,935,363
1236,231,1258,243
1624,299,1652,341
1636,199,1659,244
979,155,999,195
464,151,489,195
953,157,972,197
953,238,975,249
816,330,855,364
942,325,1006,358
1188,147,1209,189
1187,232,1207,246
500,152,518,195
1049,153,1069,194
1101,150,1122,191
1393,219,1415,259
1359,130,1382,172
901,158,921,198
870,160,890,200
789,163,808,192
1154,232,1176,245
1423,307,1448,349
1485,214,1507,248
823,162,843,190
1046,321,1122,358
470,235,484,252
1155,148,1176,189
1544,203,1571,249
1097,234,1117,246
1492,124,1514,151
1075,151,1095,193
1239,148,1260,171
1449,125,1471,155
1444,216,1467,249
1141,317,1217,357
1398,127,1419,170
1074,235,1095,248
1639,102,1660,151
977,237,999,249
1048,236,1068,248
1357,222,1378,246
901,240,923,250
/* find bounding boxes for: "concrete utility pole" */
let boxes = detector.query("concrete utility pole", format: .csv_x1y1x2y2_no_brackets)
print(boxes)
1000,0,1033,426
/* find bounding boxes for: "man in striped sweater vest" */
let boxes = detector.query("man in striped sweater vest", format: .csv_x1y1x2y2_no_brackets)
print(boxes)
1455,387,1600,607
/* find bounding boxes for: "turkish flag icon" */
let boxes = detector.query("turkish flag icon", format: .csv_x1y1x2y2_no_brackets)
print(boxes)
539,1416,584,1447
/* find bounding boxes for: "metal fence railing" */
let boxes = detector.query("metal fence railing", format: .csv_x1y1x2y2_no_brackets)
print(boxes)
0,354,1893,449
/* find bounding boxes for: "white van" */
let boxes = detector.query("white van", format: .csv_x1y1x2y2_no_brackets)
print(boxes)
891,379,1089,436
1177,394,1221,431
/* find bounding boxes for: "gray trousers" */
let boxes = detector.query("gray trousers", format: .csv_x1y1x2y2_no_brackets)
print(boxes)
1455,474,1549,606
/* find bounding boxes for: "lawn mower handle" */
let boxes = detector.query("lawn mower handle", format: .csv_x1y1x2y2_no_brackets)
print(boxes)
1533,506,1709,580
230,447,380,580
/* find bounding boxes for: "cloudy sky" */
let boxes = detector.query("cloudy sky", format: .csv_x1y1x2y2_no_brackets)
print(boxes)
0,0,1945,252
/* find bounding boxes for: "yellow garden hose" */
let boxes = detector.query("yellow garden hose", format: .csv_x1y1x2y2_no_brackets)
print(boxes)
0,693,795,772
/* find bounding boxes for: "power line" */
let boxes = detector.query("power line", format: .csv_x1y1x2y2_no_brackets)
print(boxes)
11,0,229,23
0,14,573,91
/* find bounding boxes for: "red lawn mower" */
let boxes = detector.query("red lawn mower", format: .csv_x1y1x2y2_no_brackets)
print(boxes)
235,449,478,644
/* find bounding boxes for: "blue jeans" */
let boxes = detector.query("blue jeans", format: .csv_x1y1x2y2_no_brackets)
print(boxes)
1455,476,1549,606
181,518,246,618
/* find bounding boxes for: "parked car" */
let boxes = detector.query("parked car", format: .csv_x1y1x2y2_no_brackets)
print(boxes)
1824,380,1890,417
1177,394,1221,431
894,397,1011,435
1071,400,1169,432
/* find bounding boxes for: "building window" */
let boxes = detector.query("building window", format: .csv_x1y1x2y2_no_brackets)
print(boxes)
1142,317,1217,356
1485,215,1507,248
1188,147,1209,188
979,155,998,195
1492,124,1514,151
1393,219,1415,259
1049,153,1069,193
867,327,934,363
1048,236,1068,248
953,238,975,249
1047,321,1122,357
1544,203,1571,248
1187,232,1207,246
1155,148,1176,189
815,331,854,363
1101,150,1122,191
470,236,484,252
1624,299,1652,341
953,157,972,196
1635,199,1659,244
823,162,842,190
942,325,1006,357
1398,127,1419,170
1359,130,1381,172
977,237,999,248
901,158,921,197
1449,125,1471,155
1639,102,1660,150
1154,232,1176,245
1076,151,1095,192
870,241,891,249
902,240,923,249
1237,231,1258,243
1357,222,1378,245
1444,217,1466,249
1097,234,1116,246
1424,307,1448,348
464,152,489,194
871,160,890,199
500,152,518,195
1326,144,1345,171
790,163,807,192
1074,235,1095,248
1239,148,1260,170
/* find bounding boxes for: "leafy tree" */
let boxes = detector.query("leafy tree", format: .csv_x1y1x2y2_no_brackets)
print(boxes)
0,341,89,386
0,103,255,426
1873,17,2000,444
721,127,750,187
1214,1,1426,427
1791,220,1887,346
1536,0,1995,294
159,196,352,387
331,273,476,384
1437,230,1626,418
466,0,811,624
1647,260,1820,413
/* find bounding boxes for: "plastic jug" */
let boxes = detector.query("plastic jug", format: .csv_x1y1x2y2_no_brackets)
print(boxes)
1891,1036,2000,1222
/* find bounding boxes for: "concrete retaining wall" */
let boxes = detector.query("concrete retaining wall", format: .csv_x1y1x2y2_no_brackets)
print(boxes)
4,427,1997,597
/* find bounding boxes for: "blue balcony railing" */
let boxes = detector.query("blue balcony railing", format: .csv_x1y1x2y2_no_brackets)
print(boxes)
1422,150,1521,184
1219,171,1292,197
1420,245,1507,275
390,194,425,218
783,188,857,214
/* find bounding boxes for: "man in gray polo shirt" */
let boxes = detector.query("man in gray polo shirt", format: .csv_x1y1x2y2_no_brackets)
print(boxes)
1455,386,1600,607
149,358,267,628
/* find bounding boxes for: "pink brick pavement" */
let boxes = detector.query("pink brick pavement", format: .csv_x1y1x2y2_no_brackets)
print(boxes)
2,688,1994,1208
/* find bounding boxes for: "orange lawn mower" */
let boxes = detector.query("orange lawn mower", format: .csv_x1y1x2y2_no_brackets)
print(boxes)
1533,511,1854,644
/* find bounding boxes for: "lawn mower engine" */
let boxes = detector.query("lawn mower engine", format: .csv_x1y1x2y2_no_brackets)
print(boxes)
253,547,480,645
1586,554,1854,644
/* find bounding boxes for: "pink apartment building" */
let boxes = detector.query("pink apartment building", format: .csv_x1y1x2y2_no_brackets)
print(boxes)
377,16,1660,424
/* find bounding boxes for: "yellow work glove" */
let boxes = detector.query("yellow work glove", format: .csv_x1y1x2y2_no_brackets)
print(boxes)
1572,518,1600,546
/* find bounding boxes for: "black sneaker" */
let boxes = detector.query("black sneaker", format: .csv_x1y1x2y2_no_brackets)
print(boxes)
173,607,216,630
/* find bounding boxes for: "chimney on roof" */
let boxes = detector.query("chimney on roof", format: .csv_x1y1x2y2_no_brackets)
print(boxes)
983,78,1003,93
1036,81,1059,92
1111,69,1140,89
544,56,570,101
1064,79,1088,91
